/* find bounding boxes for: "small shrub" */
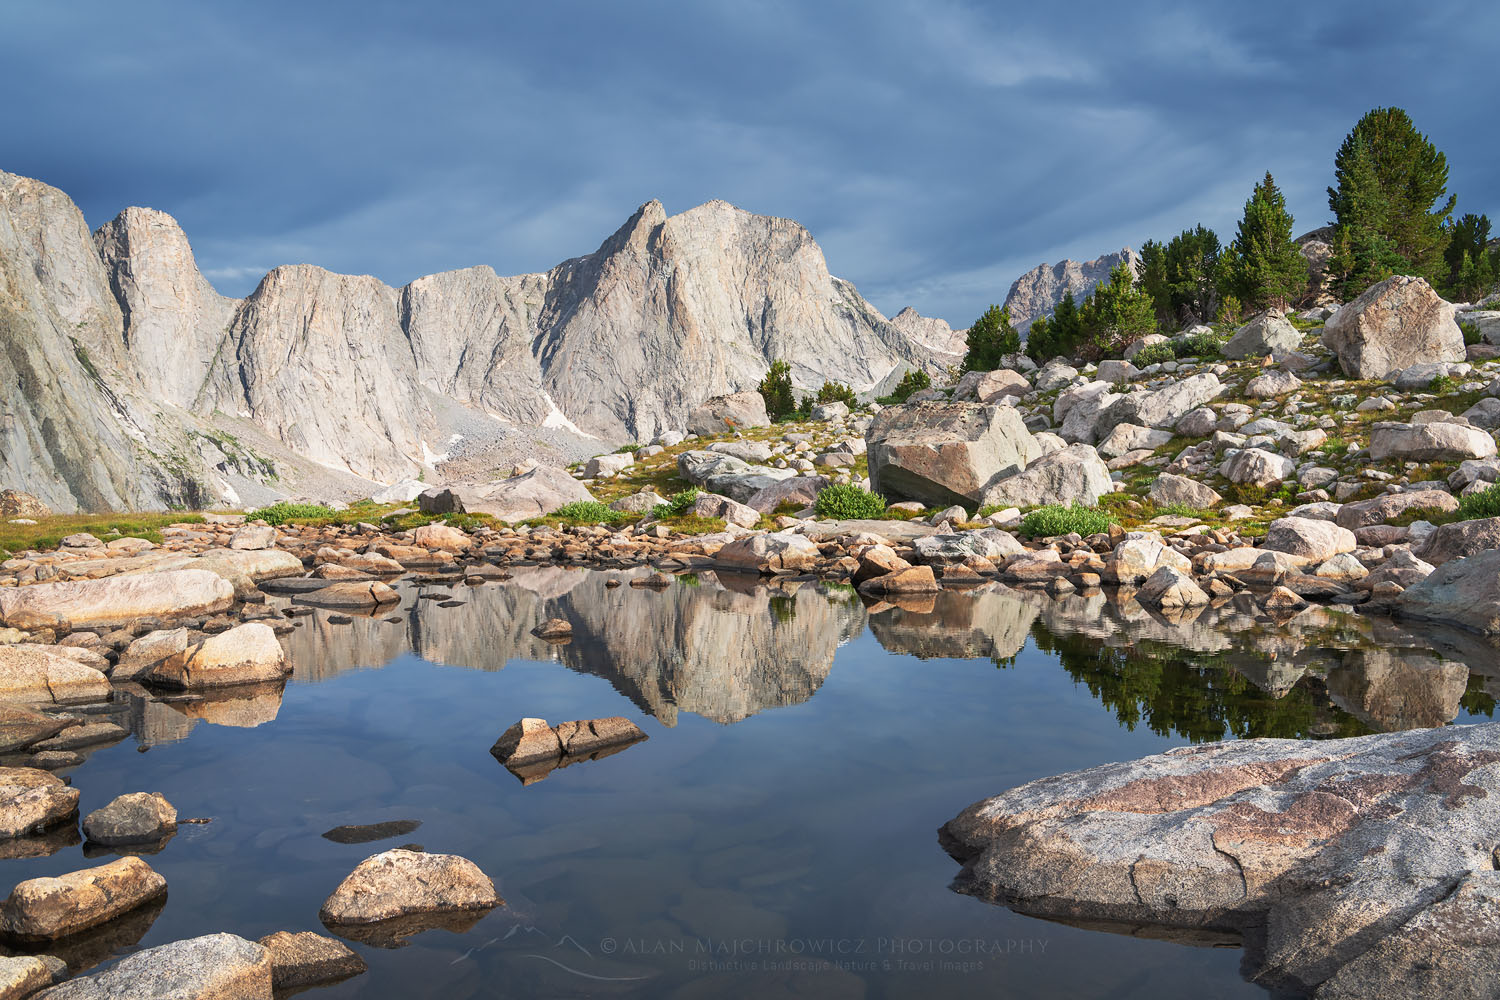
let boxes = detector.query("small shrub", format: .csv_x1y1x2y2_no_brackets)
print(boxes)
1174,330,1222,359
1131,342,1176,366
1458,483,1500,520
550,501,627,524
814,381,857,407
1461,321,1483,347
1155,502,1211,518
814,483,887,519
887,369,931,404
253,502,338,526
1018,503,1117,537
1429,374,1457,395
650,488,700,520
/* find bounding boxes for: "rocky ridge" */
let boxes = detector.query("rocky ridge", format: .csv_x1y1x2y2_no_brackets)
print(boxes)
1003,247,1140,333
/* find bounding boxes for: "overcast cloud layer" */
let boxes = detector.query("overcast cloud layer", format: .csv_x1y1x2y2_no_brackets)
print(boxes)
3,0,1492,325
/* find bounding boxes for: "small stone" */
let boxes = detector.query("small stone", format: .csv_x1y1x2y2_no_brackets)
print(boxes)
82,793,178,847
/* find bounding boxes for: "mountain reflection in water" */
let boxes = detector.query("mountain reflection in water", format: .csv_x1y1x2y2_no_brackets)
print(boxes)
100,567,1500,751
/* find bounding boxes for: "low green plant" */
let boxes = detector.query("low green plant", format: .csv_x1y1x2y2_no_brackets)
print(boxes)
550,500,629,524
650,488,700,520
1132,342,1176,366
1458,482,1500,520
1461,321,1483,347
813,380,857,408
1428,374,1458,395
252,502,338,526
813,483,887,519
1019,503,1117,537
1174,330,1222,358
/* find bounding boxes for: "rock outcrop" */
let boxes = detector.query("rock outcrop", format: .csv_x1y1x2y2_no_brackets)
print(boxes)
866,402,1040,507
940,723,1500,998
1321,275,1464,378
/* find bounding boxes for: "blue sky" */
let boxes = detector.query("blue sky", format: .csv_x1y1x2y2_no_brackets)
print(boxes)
4,0,1492,326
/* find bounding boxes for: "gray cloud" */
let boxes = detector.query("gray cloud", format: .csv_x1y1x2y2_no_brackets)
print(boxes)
2,0,1491,326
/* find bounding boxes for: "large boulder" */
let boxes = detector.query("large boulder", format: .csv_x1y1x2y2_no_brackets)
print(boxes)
1222,312,1302,359
1415,517,1500,565
686,391,770,436
418,466,594,522
1321,275,1465,378
1262,516,1357,563
1220,448,1295,487
714,531,820,574
0,570,233,630
0,857,167,942
911,529,1024,565
1103,373,1223,432
952,369,1029,402
743,475,829,514
980,444,1112,509
82,793,178,847
1335,490,1459,529
1368,421,1497,462
0,646,109,704
146,623,289,689
1096,423,1173,459
690,492,759,529
1103,535,1190,585
866,402,1040,507
676,451,796,504
319,850,499,926
0,768,78,839
939,723,1500,997
33,933,270,999
1137,564,1209,608
1148,473,1220,509
1398,549,1500,632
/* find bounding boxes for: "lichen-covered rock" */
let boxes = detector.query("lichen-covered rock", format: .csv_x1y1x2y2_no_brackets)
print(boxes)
318,850,499,926
1148,473,1221,509
1321,275,1464,378
0,857,166,942
257,930,366,991
1220,447,1295,487
940,722,1500,997
686,392,771,435
82,793,177,847
33,932,270,999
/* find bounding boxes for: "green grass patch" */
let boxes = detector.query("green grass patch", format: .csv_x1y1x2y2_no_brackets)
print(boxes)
1018,503,1117,538
1458,482,1500,520
0,512,209,556
649,489,700,520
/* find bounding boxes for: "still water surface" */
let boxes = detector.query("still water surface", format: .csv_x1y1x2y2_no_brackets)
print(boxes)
8,567,1496,998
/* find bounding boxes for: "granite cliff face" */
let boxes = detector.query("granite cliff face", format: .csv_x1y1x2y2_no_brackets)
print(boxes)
0,172,956,510
1003,247,1140,333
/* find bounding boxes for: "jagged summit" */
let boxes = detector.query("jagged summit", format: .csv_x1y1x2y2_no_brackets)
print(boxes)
0,172,954,511
1003,247,1140,333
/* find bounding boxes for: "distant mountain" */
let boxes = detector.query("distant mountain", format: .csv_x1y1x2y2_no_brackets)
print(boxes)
0,171,955,512
1003,248,1140,333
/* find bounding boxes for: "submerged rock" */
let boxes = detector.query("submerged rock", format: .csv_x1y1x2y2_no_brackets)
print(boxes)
321,819,422,845
941,722,1500,997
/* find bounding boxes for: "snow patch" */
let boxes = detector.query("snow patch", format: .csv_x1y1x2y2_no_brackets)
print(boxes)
541,393,596,438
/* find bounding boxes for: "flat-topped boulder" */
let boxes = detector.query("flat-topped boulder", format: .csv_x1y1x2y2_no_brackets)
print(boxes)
0,570,233,630
0,646,109,704
1321,275,1464,378
1369,421,1497,462
491,716,649,783
866,402,1040,508
941,722,1500,997
257,930,366,992
33,933,270,999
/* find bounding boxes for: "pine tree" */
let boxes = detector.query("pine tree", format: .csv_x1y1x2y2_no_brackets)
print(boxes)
1164,225,1221,323
757,360,796,420
1024,314,1057,363
1328,107,1454,294
1080,262,1156,356
1139,239,1172,326
1051,290,1083,350
962,305,1020,372
1227,172,1307,311
1446,214,1493,296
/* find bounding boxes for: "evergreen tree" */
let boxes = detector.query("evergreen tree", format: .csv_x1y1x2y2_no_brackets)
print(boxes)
1446,214,1494,296
1139,239,1172,326
962,304,1020,372
1024,314,1056,363
1079,262,1156,356
1051,289,1083,349
1227,172,1307,311
1163,225,1221,322
1328,107,1454,293
757,360,796,420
